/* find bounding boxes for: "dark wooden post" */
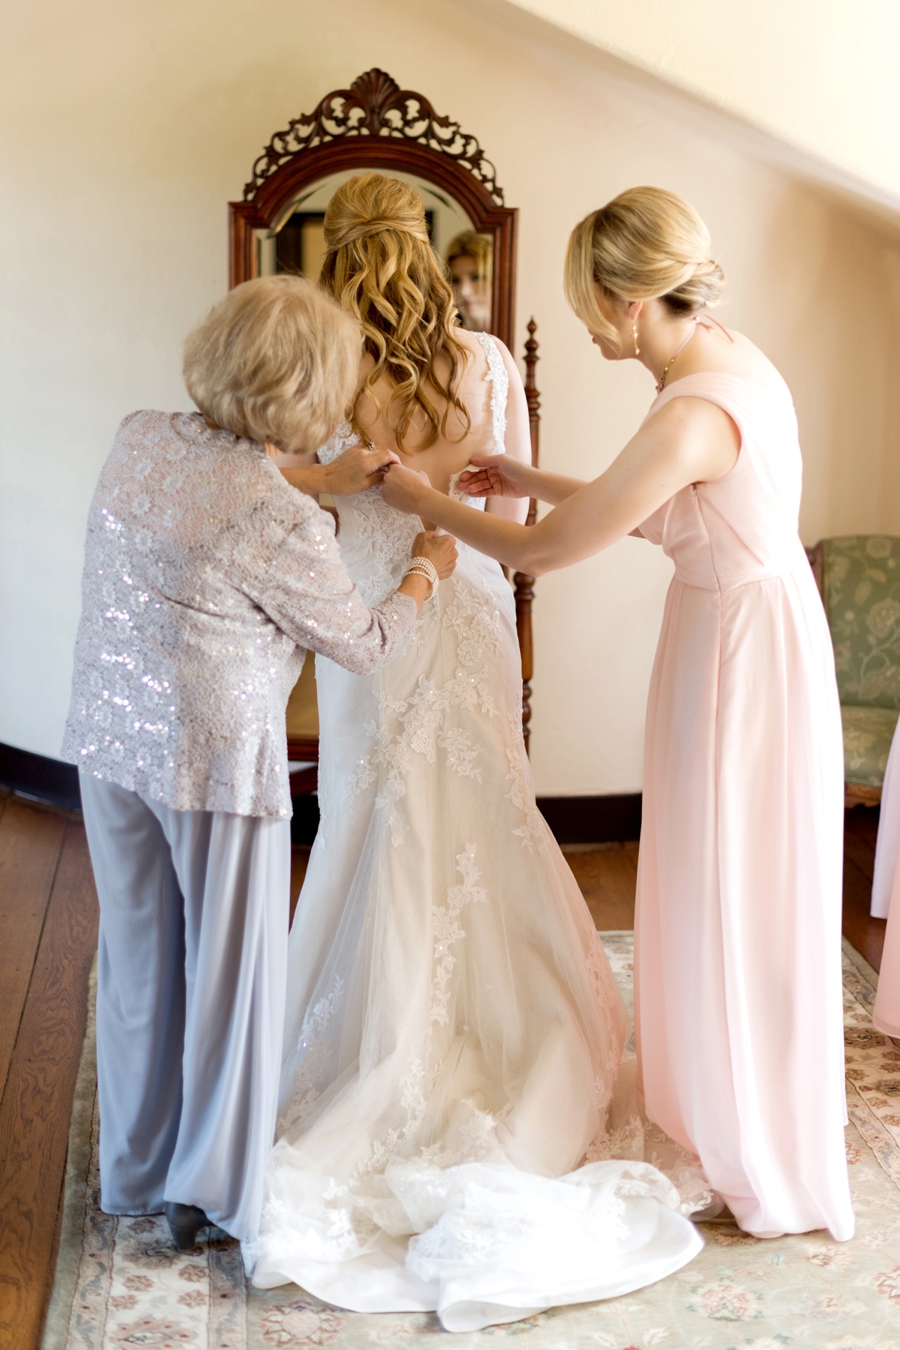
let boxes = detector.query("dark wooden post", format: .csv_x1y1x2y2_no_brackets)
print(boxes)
514,318,540,752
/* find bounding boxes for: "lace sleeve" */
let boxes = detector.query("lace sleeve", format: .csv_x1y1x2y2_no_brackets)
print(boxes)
247,499,417,676
474,333,509,455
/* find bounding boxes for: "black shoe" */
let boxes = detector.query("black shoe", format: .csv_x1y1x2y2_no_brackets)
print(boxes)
164,1201,210,1250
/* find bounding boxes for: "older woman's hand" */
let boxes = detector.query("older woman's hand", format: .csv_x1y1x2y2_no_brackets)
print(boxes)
276,442,400,497
395,530,457,608
323,442,401,496
382,461,432,515
411,530,457,580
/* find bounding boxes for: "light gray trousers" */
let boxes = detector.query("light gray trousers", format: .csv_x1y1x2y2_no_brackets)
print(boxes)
79,773,290,1242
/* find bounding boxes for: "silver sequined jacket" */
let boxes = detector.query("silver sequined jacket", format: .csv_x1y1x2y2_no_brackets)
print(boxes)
61,411,417,817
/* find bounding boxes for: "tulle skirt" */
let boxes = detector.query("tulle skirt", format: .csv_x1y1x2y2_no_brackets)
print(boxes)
244,562,704,1329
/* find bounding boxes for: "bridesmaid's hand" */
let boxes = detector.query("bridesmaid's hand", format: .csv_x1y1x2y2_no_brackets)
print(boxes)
457,455,532,499
382,462,432,515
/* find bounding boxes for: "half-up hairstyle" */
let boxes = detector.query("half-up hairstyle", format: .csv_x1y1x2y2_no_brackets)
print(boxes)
319,173,470,450
565,186,725,348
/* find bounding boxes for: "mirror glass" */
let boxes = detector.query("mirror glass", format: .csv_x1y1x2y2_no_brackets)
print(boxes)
253,169,494,332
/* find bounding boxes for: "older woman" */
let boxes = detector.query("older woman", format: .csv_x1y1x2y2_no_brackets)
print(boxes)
62,274,456,1251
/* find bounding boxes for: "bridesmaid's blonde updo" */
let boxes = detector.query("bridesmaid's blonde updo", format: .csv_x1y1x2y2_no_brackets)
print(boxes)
320,173,470,450
564,186,725,347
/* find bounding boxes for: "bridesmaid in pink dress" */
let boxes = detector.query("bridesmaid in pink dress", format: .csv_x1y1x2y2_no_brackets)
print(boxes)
871,720,900,1035
382,186,854,1242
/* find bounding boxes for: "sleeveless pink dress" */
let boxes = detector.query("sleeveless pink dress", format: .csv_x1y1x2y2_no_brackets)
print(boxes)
635,373,854,1242
871,721,900,1034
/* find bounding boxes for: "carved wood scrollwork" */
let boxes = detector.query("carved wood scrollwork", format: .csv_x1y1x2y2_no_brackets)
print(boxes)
244,68,505,208
230,69,517,347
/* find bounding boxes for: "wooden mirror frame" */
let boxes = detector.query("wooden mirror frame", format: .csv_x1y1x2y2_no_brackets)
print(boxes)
230,69,517,343
229,69,540,759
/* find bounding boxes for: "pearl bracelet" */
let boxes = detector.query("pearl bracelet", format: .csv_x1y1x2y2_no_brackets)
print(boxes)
404,556,439,599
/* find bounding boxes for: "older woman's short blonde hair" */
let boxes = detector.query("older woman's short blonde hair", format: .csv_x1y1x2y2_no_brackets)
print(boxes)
564,186,725,348
183,274,361,453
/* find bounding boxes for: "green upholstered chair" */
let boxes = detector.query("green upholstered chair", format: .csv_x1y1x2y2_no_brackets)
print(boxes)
808,536,900,806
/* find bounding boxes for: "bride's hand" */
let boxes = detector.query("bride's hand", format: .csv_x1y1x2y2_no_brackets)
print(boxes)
382,462,432,514
323,443,400,496
457,455,531,499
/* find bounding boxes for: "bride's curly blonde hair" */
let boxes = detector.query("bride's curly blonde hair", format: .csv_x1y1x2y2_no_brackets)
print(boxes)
319,173,470,450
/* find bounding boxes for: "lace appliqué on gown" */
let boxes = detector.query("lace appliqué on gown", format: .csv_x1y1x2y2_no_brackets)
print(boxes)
431,844,488,1027
504,749,547,854
318,423,421,607
349,1056,432,1185
350,845,495,1186
345,577,506,843
347,659,500,844
441,580,502,665
279,976,345,1135
473,330,508,453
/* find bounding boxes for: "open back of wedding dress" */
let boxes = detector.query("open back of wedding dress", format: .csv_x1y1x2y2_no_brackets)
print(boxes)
244,334,703,1331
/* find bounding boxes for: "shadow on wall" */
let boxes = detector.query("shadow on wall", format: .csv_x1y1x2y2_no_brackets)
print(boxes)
762,183,900,543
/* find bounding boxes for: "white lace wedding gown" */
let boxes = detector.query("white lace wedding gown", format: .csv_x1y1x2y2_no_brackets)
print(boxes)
244,335,703,1331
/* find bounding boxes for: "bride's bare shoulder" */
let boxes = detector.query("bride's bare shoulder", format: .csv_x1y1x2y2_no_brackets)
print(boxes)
448,327,492,389
453,329,522,391
452,327,490,364
453,328,511,359
452,327,485,350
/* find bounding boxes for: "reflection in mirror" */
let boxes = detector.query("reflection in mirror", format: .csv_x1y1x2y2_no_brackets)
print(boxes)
254,169,484,291
446,231,493,333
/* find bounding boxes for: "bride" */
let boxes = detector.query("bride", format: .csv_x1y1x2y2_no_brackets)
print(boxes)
244,174,703,1331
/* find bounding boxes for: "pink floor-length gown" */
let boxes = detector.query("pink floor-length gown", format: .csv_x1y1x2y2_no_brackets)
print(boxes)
870,719,900,921
874,874,900,1036
872,719,900,1034
634,372,854,1242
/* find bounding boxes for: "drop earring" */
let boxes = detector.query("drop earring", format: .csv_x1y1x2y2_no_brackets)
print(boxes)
632,319,640,357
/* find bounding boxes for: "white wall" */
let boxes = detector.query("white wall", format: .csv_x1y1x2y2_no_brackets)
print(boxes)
498,0,900,207
2,0,900,795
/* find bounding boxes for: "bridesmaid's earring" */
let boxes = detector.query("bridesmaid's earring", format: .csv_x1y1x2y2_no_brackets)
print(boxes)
632,320,640,357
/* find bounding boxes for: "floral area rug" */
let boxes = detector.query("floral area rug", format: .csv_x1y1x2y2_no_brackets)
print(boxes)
42,937,900,1350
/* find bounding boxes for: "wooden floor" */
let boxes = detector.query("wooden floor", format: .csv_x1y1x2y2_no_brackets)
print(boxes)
843,805,887,969
0,794,888,1350
0,790,99,1350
